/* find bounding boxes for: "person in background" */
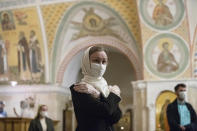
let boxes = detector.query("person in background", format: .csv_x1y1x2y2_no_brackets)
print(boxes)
167,83,197,131
0,101,7,117
28,105,54,131
70,46,122,131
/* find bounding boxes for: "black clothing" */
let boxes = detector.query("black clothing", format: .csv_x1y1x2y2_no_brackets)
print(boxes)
70,84,122,131
28,117,54,131
167,99,197,131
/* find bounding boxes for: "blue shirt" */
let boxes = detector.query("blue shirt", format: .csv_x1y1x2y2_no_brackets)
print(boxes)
0,111,7,117
178,103,191,126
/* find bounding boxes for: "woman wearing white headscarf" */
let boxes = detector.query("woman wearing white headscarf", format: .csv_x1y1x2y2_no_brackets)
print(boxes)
70,46,122,131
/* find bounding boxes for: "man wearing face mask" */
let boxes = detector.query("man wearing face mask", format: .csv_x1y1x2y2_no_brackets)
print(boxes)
0,101,7,117
28,105,54,131
167,83,197,131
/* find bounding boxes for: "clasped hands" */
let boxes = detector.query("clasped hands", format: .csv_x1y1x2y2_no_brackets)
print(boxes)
74,82,121,98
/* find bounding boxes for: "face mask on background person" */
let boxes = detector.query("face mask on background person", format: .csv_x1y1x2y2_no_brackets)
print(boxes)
40,111,48,117
179,91,186,100
90,63,106,77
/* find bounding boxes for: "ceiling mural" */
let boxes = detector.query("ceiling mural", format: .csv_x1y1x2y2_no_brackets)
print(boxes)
0,7,45,84
96,0,142,47
140,0,185,31
41,3,73,55
42,0,141,55
51,1,141,81
70,8,125,42
144,33,189,79
57,1,139,55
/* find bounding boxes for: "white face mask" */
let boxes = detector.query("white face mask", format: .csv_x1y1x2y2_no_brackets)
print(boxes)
40,111,48,117
90,63,106,77
179,91,186,100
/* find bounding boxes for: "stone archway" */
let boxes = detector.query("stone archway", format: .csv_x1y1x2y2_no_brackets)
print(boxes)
56,36,143,84
50,1,142,82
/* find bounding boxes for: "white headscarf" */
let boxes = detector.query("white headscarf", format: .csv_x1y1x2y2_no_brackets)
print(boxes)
81,46,110,97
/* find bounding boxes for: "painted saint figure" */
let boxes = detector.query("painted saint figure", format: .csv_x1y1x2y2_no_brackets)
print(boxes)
1,12,15,31
17,31,31,80
0,35,8,75
14,11,27,25
29,30,42,82
157,42,179,73
152,0,173,26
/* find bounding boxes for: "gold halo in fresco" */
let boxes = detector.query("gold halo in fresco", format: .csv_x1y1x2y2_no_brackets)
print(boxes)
83,13,104,32
158,38,173,51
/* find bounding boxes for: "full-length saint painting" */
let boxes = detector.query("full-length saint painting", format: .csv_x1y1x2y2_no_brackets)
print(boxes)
0,8,45,84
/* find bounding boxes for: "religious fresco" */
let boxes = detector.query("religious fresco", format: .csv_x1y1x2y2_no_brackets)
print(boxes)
42,0,141,56
41,3,73,55
140,0,185,30
156,91,176,131
0,8,45,84
71,8,125,42
0,11,16,31
59,5,135,50
50,1,141,81
144,33,189,79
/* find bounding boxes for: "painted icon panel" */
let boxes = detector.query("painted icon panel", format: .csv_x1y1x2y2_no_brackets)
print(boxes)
0,8,45,84
140,0,184,30
156,91,176,131
144,33,189,78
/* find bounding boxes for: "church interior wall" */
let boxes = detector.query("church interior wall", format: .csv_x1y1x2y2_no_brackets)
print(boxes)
0,85,69,130
0,0,197,131
139,0,191,80
104,51,136,111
